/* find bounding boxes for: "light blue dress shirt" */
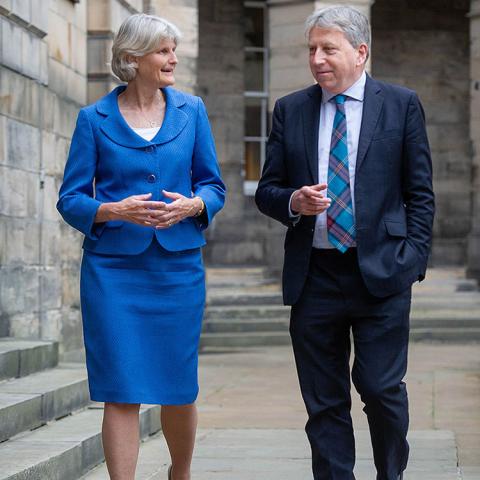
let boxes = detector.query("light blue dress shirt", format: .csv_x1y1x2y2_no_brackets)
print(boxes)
289,71,366,249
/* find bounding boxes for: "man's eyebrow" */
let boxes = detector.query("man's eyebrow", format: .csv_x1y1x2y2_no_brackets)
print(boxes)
308,42,338,48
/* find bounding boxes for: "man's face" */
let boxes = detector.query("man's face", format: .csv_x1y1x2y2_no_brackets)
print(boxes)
308,27,368,94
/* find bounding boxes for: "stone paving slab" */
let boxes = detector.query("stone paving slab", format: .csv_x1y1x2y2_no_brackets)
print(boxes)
82,428,461,480
79,340,480,479
461,467,480,480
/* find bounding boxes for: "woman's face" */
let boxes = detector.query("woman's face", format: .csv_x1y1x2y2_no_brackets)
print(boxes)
135,38,178,87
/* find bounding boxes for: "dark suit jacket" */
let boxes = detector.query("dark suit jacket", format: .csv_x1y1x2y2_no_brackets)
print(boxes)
255,75,435,305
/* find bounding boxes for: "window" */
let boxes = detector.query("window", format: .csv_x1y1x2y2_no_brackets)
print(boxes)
243,1,268,195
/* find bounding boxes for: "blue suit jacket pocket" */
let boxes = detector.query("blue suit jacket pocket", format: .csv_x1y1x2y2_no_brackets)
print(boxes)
384,219,407,238
104,220,124,228
91,219,125,239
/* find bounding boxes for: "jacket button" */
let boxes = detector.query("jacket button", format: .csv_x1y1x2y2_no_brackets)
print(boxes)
146,146,154,153
147,174,156,183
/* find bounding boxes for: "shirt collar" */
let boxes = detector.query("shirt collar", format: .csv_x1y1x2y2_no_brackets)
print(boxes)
321,71,367,104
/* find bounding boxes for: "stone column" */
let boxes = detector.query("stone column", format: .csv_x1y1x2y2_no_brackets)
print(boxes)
268,0,315,109
468,0,480,281
87,0,198,103
196,0,252,264
147,0,199,94
264,0,375,272
269,0,374,108
86,0,142,103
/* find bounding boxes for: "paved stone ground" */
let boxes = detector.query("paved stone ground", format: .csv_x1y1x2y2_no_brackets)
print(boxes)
83,343,480,479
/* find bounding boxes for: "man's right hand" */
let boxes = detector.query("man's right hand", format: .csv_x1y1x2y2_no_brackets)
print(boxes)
291,183,331,216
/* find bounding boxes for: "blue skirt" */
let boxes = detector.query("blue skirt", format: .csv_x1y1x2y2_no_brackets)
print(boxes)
80,240,205,405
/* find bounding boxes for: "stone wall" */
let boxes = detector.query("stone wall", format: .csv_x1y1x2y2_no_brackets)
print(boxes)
468,0,480,280
0,0,202,356
371,0,471,265
0,0,87,352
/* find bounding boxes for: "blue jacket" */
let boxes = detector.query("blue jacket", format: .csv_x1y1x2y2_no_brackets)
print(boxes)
57,86,225,254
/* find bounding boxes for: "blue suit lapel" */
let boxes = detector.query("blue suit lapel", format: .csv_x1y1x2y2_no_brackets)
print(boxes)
303,84,322,184
96,86,189,148
356,75,384,172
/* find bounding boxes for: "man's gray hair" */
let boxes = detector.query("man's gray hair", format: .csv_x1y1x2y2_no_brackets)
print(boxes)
305,6,371,54
111,13,182,82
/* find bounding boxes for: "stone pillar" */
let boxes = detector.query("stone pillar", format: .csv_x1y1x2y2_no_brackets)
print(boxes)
87,0,142,103
468,0,480,280
269,0,374,108
197,0,257,264
264,0,374,272
372,0,471,266
87,0,198,102
268,0,314,109
147,0,199,94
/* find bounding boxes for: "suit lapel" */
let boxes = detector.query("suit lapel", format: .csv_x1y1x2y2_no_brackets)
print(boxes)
153,88,188,145
97,86,188,149
302,84,322,184
356,75,384,172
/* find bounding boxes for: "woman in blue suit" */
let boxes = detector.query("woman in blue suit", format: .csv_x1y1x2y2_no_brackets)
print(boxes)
57,14,225,480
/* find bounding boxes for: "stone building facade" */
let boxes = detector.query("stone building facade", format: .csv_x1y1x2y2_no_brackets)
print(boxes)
0,0,478,357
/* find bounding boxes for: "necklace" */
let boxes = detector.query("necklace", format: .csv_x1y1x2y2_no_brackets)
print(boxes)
118,92,164,128
138,110,159,128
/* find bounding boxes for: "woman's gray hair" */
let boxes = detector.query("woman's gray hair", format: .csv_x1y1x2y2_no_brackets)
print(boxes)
111,13,182,82
305,6,370,56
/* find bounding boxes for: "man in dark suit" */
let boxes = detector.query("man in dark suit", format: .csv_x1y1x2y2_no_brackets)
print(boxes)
255,6,434,480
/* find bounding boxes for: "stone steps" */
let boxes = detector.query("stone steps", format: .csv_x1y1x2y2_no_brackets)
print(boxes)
0,338,59,381
200,268,480,347
0,338,161,480
205,305,480,322
410,328,480,342
200,328,480,348
203,315,480,334
203,318,289,334
200,331,292,349
207,292,283,306
205,305,289,320
0,403,160,480
0,363,89,442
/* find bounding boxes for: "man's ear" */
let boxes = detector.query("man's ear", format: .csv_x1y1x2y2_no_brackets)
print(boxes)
357,44,369,66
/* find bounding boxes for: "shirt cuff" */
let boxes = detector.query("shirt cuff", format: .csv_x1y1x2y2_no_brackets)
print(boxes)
288,192,301,225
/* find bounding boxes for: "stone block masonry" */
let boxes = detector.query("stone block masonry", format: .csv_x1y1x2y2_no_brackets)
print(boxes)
0,0,88,357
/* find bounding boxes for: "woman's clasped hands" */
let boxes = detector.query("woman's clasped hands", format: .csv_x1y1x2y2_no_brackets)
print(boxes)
97,190,203,228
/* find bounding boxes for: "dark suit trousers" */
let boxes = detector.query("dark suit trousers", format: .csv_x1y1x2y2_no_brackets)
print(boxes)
290,248,411,480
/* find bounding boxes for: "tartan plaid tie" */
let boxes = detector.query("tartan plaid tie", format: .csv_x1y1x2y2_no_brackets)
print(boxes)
327,94,355,253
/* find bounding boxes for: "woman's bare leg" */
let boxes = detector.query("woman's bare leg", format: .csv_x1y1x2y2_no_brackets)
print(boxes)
161,403,198,480
102,402,141,480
